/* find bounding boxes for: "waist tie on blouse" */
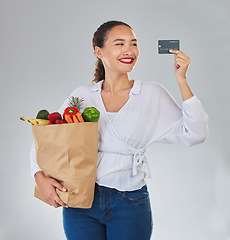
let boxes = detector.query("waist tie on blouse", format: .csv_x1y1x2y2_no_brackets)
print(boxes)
133,148,151,178
97,149,151,179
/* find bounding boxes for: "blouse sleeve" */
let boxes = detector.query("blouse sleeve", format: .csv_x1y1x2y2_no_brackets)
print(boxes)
30,142,42,178
155,86,209,147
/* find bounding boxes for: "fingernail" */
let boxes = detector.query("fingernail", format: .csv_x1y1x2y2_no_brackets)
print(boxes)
62,187,66,191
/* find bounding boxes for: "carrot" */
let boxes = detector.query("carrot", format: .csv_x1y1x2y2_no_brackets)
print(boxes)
64,115,73,123
76,112,84,122
72,115,79,123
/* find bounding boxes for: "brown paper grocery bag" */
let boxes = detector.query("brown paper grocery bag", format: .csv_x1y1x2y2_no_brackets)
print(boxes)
32,122,98,208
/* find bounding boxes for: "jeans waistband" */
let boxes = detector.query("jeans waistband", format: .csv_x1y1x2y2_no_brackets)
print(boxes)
95,183,147,193
95,183,118,192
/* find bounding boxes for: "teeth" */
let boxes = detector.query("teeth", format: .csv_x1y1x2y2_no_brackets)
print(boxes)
120,59,133,62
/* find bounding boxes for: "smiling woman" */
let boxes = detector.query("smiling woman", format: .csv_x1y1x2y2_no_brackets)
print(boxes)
31,20,209,240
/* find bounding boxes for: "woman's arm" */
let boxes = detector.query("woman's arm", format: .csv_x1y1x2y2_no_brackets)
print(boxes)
169,49,193,101
152,49,209,146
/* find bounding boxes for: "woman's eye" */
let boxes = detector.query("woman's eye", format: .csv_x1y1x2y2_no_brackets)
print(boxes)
114,42,137,46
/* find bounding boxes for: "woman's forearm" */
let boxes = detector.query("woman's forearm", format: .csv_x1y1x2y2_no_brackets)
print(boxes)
177,77,194,101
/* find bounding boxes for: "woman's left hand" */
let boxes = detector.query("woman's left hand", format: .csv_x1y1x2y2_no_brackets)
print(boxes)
169,49,191,85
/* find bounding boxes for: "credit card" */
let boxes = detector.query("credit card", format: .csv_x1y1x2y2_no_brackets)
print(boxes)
158,40,180,54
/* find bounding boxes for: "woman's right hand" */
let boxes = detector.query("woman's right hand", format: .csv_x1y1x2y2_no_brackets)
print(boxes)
34,171,68,208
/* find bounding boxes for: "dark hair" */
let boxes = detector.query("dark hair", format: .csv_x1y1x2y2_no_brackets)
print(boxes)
92,20,132,83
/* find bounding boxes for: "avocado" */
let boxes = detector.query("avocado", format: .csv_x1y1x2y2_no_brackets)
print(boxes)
36,109,50,120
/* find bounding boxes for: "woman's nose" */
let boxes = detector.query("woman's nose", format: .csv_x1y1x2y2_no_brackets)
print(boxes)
123,48,132,56
124,51,132,55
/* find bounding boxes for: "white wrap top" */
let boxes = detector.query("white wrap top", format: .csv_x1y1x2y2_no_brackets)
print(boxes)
30,80,209,191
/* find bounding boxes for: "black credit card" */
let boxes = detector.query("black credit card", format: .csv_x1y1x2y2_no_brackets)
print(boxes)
158,40,180,54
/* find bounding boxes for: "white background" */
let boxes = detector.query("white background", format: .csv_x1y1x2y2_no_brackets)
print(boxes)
0,0,229,239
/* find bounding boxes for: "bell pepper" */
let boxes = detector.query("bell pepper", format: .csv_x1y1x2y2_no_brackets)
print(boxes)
82,107,100,122
64,107,79,117
63,107,84,123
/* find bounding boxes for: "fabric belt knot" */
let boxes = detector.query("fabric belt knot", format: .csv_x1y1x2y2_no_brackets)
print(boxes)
133,148,149,176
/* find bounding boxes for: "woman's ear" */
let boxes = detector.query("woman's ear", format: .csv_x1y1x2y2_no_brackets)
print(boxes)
95,46,103,59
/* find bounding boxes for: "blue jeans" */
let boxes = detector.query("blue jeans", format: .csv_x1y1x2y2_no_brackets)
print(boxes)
63,184,153,240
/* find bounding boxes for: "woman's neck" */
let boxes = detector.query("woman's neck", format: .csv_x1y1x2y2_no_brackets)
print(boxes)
103,72,133,94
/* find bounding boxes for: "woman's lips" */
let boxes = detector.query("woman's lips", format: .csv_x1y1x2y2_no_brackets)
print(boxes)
118,58,135,64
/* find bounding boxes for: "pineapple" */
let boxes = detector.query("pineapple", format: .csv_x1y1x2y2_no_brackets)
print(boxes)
68,96,84,112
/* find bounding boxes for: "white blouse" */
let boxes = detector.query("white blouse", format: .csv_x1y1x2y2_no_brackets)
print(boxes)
30,79,209,191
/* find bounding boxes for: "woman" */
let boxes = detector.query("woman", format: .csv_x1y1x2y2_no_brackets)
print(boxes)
31,20,209,239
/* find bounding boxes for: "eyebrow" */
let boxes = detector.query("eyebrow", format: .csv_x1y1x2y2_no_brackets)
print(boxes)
113,38,137,42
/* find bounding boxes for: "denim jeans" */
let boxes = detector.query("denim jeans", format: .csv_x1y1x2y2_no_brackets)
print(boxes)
63,184,153,240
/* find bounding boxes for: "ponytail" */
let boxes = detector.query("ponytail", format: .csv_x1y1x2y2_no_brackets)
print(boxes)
94,59,105,83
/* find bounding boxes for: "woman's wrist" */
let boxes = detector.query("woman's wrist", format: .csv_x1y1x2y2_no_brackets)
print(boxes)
177,78,194,101
176,76,187,86
34,171,45,183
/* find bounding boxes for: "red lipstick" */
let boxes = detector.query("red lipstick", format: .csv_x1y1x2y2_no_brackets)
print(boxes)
118,57,134,64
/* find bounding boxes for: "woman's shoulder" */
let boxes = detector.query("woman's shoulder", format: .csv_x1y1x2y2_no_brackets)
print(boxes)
141,80,163,87
137,80,165,93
